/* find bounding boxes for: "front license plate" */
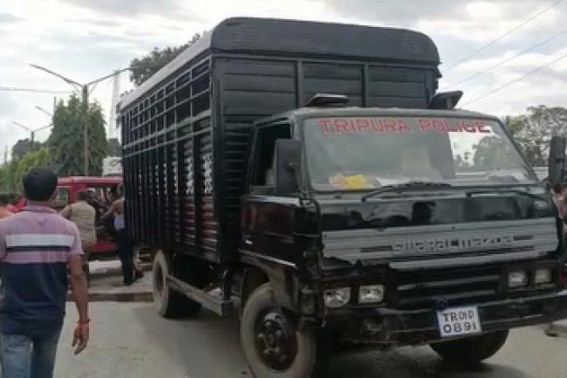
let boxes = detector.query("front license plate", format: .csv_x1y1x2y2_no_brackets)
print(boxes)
436,306,482,338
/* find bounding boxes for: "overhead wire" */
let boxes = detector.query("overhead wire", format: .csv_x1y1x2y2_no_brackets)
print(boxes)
0,87,72,94
444,0,564,73
448,27,567,87
462,49,567,106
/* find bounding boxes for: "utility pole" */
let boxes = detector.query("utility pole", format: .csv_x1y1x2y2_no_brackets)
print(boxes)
3,146,8,165
30,64,131,176
82,85,89,176
108,70,121,140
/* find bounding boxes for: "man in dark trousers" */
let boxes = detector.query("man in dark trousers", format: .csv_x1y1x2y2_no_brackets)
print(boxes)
0,168,90,378
102,184,143,285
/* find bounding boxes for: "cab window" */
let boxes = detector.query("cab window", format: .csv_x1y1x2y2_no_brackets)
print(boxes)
250,123,291,194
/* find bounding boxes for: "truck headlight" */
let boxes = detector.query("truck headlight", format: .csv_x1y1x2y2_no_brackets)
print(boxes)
534,268,552,284
508,271,528,288
324,287,351,308
359,284,385,304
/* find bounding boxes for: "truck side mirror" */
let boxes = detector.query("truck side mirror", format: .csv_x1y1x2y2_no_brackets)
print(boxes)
275,139,301,196
548,136,566,187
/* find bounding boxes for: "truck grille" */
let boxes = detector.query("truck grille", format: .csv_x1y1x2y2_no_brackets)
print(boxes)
395,266,502,309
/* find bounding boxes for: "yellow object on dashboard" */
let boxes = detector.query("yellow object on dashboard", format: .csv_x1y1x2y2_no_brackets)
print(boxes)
329,173,372,189
344,174,371,189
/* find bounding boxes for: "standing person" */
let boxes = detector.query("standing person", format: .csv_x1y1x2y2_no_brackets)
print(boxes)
545,183,567,337
102,184,143,285
61,190,97,286
0,168,89,378
86,189,105,222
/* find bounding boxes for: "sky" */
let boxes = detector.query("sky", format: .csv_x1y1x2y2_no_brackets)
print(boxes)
1,0,567,161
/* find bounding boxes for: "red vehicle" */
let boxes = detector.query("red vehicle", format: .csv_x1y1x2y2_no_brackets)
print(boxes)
53,176,122,260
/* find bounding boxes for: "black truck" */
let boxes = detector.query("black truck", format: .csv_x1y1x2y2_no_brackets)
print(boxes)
119,17,567,377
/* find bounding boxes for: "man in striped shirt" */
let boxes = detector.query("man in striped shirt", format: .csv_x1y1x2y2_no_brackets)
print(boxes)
0,168,89,378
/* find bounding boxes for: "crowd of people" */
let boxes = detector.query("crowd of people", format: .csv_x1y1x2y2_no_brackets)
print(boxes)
0,185,143,287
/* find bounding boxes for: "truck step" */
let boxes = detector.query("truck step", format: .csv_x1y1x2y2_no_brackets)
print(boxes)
166,275,233,317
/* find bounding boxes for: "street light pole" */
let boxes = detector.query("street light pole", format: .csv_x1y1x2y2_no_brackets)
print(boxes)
82,85,89,176
35,105,53,118
30,64,131,176
11,121,52,147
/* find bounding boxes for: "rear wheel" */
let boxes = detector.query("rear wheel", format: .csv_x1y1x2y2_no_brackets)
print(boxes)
430,330,509,365
241,283,328,378
152,250,201,318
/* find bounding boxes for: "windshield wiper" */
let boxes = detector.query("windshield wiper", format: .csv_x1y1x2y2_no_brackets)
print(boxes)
465,188,545,200
361,181,452,202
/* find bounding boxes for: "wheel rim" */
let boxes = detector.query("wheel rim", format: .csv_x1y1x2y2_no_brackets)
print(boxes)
254,309,298,371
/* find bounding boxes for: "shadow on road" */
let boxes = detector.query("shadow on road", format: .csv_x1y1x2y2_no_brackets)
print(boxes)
132,304,529,378
325,346,529,378
133,305,251,377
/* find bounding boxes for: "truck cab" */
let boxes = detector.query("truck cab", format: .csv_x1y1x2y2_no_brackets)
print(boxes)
236,104,566,374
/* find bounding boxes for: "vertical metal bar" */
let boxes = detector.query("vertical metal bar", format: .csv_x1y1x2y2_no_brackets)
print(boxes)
212,58,223,261
295,60,304,108
173,79,180,245
363,64,369,107
165,93,174,245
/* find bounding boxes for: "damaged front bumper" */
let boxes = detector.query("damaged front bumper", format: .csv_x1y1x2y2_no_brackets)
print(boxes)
323,291,567,347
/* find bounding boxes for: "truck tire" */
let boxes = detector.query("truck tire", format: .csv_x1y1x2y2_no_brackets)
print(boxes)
241,283,327,378
430,330,509,365
152,250,201,318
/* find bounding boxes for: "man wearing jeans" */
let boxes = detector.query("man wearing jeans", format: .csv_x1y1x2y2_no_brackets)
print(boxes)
0,168,90,378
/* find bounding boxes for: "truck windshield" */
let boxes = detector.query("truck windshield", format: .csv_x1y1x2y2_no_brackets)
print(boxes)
303,116,536,191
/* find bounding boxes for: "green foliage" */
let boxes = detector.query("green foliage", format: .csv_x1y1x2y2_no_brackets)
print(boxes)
472,136,520,170
12,139,43,160
129,33,201,86
48,95,107,176
505,105,567,166
470,106,567,168
0,148,54,192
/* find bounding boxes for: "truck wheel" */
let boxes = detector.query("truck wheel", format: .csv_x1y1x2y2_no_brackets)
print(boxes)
241,283,326,378
153,250,201,318
430,330,509,365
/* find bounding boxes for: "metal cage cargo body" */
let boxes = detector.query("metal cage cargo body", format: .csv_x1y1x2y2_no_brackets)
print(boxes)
119,17,441,262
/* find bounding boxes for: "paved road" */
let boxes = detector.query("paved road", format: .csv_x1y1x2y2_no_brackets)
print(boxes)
55,302,567,378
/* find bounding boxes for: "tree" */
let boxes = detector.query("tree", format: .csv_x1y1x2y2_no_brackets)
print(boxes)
501,115,523,139
467,106,567,170
472,136,520,170
0,148,54,193
129,33,201,86
507,106,567,166
106,138,121,156
48,95,107,176
11,139,42,160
